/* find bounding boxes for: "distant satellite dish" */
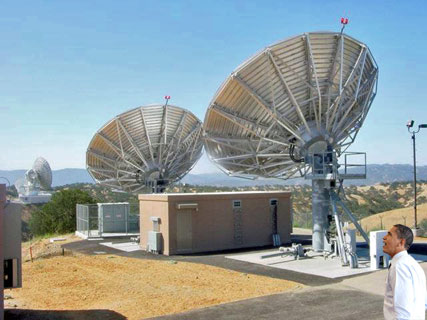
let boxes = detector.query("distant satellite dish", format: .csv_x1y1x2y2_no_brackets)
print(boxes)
16,157,53,203
87,104,203,193
204,32,378,179
32,157,53,190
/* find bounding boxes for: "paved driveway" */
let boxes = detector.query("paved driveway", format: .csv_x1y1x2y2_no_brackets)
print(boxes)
150,285,384,320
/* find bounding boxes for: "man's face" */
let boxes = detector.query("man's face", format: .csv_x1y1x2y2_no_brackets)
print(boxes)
383,226,405,257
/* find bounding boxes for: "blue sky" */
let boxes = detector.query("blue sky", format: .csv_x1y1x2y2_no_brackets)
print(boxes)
1,0,426,172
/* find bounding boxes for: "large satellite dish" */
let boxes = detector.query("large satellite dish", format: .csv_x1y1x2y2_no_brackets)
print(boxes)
204,32,378,179
87,102,203,193
204,31,378,264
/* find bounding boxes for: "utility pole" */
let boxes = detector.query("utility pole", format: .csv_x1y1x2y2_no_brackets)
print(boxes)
407,120,427,234
411,130,417,229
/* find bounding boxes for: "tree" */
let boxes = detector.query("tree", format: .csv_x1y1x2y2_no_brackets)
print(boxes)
29,189,96,236
7,185,18,198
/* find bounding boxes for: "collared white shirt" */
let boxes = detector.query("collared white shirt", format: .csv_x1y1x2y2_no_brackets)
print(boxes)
384,250,426,320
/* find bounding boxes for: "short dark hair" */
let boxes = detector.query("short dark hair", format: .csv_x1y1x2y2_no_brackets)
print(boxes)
393,224,413,250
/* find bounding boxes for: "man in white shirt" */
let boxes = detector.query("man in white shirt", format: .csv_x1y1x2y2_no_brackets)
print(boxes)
383,224,426,319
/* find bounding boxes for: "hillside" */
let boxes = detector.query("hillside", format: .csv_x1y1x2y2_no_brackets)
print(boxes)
182,164,427,187
356,203,427,233
292,181,427,228
7,180,427,240
0,169,94,187
55,183,138,205
57,181,425,222
1,164,427,188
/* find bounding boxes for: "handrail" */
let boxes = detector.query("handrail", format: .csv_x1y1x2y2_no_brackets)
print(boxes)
305,151,367,180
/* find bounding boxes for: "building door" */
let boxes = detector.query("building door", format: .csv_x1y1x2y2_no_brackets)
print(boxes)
176,210,192,253
4,259,17,288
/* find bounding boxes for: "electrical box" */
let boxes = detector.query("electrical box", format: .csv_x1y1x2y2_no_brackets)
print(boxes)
370,230,389,270
148,231,162,254
98,202,129,234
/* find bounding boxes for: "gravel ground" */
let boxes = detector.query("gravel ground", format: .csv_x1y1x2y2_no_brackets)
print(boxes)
5,238,303,320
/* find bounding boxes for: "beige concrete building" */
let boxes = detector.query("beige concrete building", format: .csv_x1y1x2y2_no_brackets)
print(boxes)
139,191,292,255
1,184,23,320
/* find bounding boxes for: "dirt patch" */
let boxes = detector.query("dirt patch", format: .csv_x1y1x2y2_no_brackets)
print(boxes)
21,233,81,262
5,253,303,319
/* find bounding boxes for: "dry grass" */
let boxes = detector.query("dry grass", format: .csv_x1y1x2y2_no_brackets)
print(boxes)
355,203,427,234
418,185,427,198
6,239,303,319
348,194,366,205
357,185,389,192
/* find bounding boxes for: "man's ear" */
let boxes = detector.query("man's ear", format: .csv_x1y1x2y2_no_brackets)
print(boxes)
398,237,406,249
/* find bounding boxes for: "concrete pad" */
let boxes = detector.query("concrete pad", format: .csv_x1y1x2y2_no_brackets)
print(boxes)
226,244,427,279
342,268,388,296
76,230,139,239
100,242,141,252
226,250,373,278
342,261,427,296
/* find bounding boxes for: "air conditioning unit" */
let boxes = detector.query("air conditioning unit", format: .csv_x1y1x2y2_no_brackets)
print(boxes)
148,231,162,254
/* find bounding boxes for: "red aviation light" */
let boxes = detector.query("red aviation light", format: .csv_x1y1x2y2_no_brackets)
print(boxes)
341,17,349,25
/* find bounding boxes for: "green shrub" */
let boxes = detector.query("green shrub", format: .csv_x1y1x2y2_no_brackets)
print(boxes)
7,185,18,198
417,196,427,205
29,189,96,236
292,211,312,229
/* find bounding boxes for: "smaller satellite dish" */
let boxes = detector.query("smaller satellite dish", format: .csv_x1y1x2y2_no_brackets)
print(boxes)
87,103,203,193
32,157,53,190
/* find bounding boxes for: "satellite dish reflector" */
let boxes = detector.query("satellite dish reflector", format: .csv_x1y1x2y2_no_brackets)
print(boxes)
87,104,203,193
32,157,53,190
16,157,53,203
204,32,378,179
